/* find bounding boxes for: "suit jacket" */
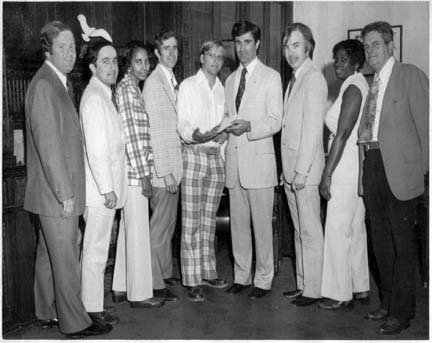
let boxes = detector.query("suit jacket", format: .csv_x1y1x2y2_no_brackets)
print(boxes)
142,64,183,188
358,61,429,200
80,76,127,208
225,59,283,189
24,62,85,217
281,58,328,186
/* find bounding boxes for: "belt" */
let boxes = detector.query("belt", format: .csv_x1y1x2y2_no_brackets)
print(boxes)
360,141,379,152
184,145,220,155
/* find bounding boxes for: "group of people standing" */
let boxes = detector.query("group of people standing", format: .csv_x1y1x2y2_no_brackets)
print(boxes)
24,12,428,339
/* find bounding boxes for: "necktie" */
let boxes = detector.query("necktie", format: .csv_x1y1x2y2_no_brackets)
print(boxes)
358,76,380,143
66,80,74,101
171,75,178,100
111,87,118,111
287,74,296,98
235,68,247,112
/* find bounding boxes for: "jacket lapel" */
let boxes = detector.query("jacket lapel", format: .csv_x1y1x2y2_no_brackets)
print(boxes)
286,58,312,107
155,65,177,111
379,60,400,128
237,59,264,115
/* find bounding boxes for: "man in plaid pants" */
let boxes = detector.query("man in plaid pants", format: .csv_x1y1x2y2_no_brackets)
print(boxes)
177,40,228,302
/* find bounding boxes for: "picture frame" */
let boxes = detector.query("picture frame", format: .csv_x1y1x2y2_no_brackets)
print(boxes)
347,25,402,62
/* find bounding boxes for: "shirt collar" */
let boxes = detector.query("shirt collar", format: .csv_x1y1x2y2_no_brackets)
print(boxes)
159,63,176,83
91,76,112,98
45,60,67,89
377,56,395,81
197,68,223,91
240,56,258,76
293,58,309,79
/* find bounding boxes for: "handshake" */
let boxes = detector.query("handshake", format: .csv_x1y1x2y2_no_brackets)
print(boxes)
192,116,251,144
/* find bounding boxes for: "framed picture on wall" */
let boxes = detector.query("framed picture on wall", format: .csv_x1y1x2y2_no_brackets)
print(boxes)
347,25,402,62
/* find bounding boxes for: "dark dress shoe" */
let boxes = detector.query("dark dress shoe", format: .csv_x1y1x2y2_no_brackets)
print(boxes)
225,283,251,294
164,277,181,286
112,291,127,303
377,317,410,335
39,318,59,329
365,307,389,321
291,295,321,307
202,278,228,288
353,291,370,305
283,289,303,299
187,286,204,302
88,311,119,325
248,287,270,299
130,297,165,308
66,321,112,339
318,298,354,310
153,288,179,302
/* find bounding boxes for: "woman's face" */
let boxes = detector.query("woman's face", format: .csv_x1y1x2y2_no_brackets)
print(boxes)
333,48,357,80
129,48,150,82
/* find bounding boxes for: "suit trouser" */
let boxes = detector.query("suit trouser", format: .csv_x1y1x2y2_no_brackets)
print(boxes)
284,183,323,298
149,186,179,289
112,185,153,301
35,215,92,334
180,148,225,286
321,183,369,301
229,180,274,290
81,206,116,312
362,149,418,321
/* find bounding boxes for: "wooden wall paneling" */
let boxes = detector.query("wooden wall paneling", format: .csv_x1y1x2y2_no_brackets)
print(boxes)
111,2,145,46
269,2,282,72
220,2,236,40
237,2,249,21
174,2,191,82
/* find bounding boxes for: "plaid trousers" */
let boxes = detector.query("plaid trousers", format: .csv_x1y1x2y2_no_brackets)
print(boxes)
180,147,225,287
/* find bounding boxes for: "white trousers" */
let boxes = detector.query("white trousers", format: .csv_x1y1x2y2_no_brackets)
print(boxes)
285,183,324,298
81,206,116,312
112,185,153,301
321,183,369,301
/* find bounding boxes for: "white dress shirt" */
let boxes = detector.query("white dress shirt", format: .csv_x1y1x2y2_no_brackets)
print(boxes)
45,60,67,90
177,69,225,148
158,63,178,94
233,57,259,101
372,56,395,141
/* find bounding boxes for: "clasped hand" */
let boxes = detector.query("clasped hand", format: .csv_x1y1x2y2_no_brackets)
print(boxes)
225,119,250,136
192,127,218,144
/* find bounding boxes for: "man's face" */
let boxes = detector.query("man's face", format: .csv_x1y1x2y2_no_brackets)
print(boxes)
283,30,309,71
156,37,178,70
234,32,259,67
47,30,76,75
90,45,118,86
363,30,393,73
201,45,225,77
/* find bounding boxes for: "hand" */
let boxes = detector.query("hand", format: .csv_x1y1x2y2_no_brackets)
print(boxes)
212,132,228,144
291,173,307,191
103,191,117,209
319,173,332,200
141,175,152,198
61,197,75,217
192,128,216,144
164,173,178,194
225,119,250,136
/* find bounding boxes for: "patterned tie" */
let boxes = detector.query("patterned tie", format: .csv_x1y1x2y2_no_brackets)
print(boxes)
235,68,247,112
287,74,296,98
111,87,118,111
359,76,380,143
66,79,74,101
171,74,179,100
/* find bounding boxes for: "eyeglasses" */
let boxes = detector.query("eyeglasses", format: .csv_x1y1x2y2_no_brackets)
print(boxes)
205,53,224,61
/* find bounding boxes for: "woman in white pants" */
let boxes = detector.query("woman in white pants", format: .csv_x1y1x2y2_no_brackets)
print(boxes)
319,39,370,310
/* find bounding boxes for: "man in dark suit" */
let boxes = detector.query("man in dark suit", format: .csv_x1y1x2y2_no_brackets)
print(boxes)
24,20,111,338
358,21,429,335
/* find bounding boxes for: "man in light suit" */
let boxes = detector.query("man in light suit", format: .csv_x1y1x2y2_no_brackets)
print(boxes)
24,21,111,338
80,37,127,326
359,21,429,335
280,23,327,307
142,30,183,302
224,20,283,299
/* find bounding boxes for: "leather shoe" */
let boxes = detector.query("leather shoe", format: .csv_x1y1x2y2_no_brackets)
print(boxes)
377,317,410,335
187,286,204,302
164,277,181,286
365,307,389,321
112,291,127,303
130,297,165,308
318,298,354,310
88,311,119,325
353,291,370,305
248,287,270,299
283,289,302,299
291,295,321,307
225,283,251,294
153,288,179,302
39,318,59,329
202,278,228,288
66,321,112,339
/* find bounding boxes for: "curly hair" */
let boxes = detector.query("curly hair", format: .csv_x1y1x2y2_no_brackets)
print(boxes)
332,39,366,72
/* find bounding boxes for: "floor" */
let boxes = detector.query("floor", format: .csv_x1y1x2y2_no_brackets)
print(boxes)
5,230,429,340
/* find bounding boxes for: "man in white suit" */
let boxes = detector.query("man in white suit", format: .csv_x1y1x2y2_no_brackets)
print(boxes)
80,37,127,325
224,20,283,299
280,23,327,307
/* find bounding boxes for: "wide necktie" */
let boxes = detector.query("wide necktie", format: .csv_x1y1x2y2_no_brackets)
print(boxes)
111,87,118,112
358,76,380,143
171,74,179,100
235,68,247,112
66,80,74,101
287,74,296,98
